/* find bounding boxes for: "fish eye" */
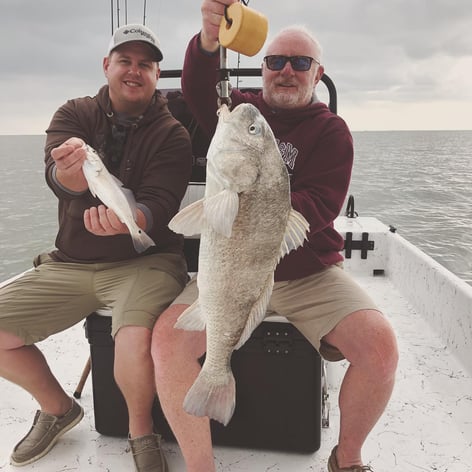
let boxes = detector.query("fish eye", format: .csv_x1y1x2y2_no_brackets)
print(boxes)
248,122,261,135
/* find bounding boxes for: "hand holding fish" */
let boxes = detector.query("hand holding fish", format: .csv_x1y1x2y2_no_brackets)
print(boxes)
51,137,88,193
84,205,130,237
81,144,155,253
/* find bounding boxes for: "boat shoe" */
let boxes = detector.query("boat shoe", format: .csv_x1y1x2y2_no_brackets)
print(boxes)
129,433,169,472
328,446,374,471
10,398,84,466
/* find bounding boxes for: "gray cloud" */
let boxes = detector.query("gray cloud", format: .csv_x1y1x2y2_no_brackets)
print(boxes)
1,0,471,133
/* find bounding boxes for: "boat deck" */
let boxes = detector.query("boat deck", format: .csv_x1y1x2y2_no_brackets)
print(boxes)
1,272,471,471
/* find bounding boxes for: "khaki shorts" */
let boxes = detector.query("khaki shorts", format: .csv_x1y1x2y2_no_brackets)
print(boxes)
173,264,379,361
0,252,188,345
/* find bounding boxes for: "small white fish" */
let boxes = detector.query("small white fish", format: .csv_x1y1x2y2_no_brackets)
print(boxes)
82,144,155,253
169,103,309,425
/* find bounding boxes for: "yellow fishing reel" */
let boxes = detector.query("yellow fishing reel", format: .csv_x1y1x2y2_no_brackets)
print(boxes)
219,1,268,57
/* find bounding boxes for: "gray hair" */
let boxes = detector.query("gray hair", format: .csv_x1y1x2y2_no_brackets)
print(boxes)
265,25,323,63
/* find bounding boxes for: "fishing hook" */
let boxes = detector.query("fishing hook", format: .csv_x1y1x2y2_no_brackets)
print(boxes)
224,0,249,26
224,7,233,26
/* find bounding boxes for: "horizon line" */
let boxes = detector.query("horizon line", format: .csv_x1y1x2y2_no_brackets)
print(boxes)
2,129,472,137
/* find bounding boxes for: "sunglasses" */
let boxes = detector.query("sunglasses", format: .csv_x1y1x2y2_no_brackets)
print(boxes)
263,55,320,72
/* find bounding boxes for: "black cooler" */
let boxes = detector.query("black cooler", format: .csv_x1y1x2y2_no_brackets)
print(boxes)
85,313,322,453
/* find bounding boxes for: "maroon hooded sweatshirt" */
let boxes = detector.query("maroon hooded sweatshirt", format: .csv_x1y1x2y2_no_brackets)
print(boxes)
182,34,353,282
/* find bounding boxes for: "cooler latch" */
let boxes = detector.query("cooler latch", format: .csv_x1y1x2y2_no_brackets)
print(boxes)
263,328,293,355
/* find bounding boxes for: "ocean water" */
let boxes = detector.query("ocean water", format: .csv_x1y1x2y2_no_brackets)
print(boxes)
348,130,472,285
0,131,471,284
0,135,57,281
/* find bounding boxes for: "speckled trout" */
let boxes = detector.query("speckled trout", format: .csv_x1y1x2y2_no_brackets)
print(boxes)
169,103,309,426
82,144,155,253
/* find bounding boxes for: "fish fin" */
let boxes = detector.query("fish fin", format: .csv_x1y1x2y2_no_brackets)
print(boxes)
168,199,205,236
203,190,239,237
130,228,155,253
87,181,99,199
119,185,138,221
82,160,99,198
174,301,206,331
278,208,310,262
84,170,100,199
183,367,236,426
109,173,125,188
234,274,273,350
107,175,139,222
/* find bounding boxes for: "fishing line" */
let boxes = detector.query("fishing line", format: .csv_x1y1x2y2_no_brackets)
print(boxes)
236,0,249,88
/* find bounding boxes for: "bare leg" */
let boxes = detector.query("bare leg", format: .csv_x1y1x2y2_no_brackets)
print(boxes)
323,309,398,468
114,326,156,438
0,330,73,415
152,304,216,472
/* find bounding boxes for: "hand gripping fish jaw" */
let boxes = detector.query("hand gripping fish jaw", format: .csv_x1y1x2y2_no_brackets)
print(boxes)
82,144,102,177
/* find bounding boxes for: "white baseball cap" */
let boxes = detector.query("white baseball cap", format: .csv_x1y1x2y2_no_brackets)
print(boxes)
107,24,163,62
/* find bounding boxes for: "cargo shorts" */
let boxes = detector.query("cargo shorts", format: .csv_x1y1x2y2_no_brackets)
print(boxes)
0,252,188,345
172,264,379,361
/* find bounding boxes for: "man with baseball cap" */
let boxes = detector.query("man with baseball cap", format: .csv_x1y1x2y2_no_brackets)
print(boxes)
0,22,190,472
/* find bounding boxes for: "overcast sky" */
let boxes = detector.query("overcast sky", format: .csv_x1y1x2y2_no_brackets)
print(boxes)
1,0,471,134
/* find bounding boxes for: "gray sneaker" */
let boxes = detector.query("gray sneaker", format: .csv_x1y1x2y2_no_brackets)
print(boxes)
129,433,169,472
10,398,84,466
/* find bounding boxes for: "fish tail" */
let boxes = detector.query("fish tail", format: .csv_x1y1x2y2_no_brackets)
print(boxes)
131,229,155,253
183,368,236,426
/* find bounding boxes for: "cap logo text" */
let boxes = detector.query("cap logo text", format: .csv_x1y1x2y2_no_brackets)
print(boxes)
123,28,155,45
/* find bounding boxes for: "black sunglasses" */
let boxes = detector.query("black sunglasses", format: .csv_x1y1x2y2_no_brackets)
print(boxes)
263,55,320,72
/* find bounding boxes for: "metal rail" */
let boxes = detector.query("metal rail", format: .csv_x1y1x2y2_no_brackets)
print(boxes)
160,68,338,115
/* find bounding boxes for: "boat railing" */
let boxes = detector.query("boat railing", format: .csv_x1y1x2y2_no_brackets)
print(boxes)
160,68,338,114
